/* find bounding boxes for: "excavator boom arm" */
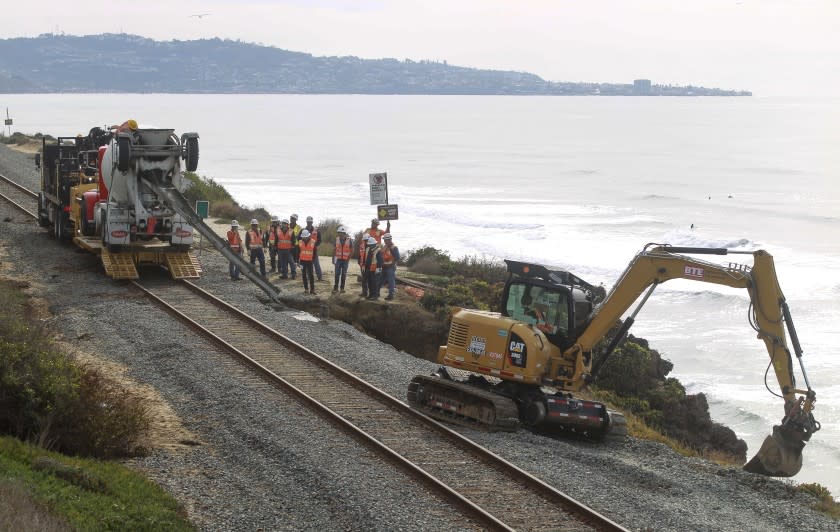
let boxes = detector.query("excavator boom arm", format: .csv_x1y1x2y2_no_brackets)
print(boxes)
563,245,818,477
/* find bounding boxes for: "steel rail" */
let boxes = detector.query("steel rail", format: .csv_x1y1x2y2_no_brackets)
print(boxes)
0,172,39,198
134,277,629,532
0,174,38,219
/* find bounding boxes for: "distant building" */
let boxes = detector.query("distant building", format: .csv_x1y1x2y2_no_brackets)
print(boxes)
633,79,652,95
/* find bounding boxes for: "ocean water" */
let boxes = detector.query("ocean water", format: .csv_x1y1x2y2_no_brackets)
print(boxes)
4,93,839,493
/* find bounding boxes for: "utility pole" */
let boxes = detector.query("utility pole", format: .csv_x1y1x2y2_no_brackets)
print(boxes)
4,108,12,137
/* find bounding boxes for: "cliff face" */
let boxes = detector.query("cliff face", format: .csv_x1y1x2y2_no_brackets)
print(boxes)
0,33,750,95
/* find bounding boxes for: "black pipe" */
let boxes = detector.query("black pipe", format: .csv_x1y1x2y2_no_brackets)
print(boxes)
661,247,729,255
781,301,803,359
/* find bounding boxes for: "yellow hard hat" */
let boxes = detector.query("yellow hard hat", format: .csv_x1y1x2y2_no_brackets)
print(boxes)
126,119,138,130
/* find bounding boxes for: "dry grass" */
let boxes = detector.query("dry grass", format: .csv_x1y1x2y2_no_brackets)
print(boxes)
0,480,70,531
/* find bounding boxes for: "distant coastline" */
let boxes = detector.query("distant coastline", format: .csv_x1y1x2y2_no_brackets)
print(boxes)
0,33,751,97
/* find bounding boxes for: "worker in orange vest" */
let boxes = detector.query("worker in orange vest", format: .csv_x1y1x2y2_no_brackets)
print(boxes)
363,235,383,300
304,216,323,281
359,218,390,275
276,219,297,279
265,215,280,273
226,220,243,281
298,229,316,295
379,233,400,300
245,219,266,277
332,225,353,294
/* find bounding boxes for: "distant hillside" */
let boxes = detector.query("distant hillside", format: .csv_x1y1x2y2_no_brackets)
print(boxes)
0,33,751,96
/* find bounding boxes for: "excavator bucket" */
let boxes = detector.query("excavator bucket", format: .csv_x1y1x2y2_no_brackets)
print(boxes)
743,425,805,477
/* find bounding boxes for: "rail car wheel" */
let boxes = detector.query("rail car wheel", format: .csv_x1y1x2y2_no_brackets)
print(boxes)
52,205,66,240
37,193,50,227
185,136,199,172
80,202,93,236
116,136,131,172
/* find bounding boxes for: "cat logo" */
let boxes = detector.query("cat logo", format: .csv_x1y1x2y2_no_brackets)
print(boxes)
507,333,528,368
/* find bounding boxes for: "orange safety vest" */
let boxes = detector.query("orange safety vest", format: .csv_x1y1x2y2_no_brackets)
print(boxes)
365,228,385,244
248,229,262,250
277,229,293,249
227,230,242,251
307,228,319,243
382,246,395,266
335,237,353,261
268,226,278,247
367,246,380,272
299,240,315,262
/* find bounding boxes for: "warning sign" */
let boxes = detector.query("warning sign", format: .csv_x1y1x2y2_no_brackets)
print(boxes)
377,204,399,221
369,172,388,205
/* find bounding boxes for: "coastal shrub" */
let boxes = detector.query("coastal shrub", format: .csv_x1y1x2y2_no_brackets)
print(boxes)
594,341,654,395
0,132,33,145
445,255,507,284
182,171,233,205
411,255,445,275
0,479,69,532
317,217,342,247
0,437,192,530
211,199,239,220
419,278,503,320
0,281,149,458
796,483,840,518
404,246,450,268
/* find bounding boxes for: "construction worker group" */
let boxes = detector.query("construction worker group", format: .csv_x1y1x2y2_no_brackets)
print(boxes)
226,215,399,300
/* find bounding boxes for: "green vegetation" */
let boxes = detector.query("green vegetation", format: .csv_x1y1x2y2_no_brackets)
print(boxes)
795,483,840,519
0,436,192,530
0,280,149,458
402,246,507,319
0,280,191,528
181,171,269,225
0,131,53,145
315,217,342,258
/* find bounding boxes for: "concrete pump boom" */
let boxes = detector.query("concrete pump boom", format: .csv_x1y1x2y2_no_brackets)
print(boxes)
145,178,282,303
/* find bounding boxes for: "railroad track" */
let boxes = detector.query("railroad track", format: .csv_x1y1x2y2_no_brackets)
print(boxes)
134,277,628,532
4,170,627,530
0,172,39,220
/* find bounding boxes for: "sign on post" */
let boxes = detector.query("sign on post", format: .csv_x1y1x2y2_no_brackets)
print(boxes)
369,172,388,205
195,200,209,219
377,204,399,221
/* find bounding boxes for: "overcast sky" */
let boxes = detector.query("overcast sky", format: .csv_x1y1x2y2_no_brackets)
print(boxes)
4,0,838,96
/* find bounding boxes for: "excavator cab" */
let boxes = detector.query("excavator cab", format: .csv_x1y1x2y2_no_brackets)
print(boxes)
501,260,601,350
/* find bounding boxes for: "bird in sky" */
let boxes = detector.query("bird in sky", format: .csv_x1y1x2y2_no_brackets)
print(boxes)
189,13,210,19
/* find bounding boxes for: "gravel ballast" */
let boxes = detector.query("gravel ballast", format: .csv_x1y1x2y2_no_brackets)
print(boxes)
0,143,836,531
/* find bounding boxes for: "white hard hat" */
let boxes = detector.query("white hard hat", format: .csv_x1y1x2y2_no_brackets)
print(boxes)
383,233,392,240
337,225,347,233
250,218,259,225
281,219,289,224
290,213,298,219
300,229,311,238
271,215,279,222
306,216,313,223
231,220,239,227
367,236,377,245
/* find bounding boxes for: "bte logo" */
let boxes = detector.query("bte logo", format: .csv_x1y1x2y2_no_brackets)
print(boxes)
110,230,128,238
175,229,192,238
684,265,704,278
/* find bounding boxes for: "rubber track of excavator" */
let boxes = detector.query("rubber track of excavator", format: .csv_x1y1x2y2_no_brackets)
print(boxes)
407,375,520,432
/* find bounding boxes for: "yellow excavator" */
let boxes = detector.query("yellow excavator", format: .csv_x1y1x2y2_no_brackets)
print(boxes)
407,244,820,477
